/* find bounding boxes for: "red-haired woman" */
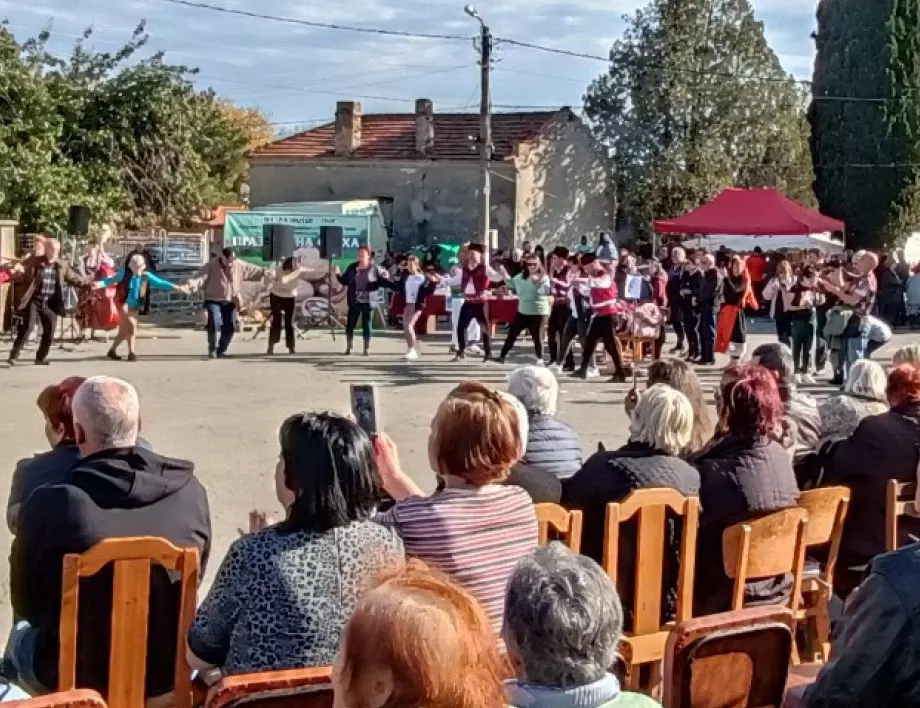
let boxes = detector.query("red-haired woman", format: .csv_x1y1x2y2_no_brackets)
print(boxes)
691,364,799,615
7,377,86,533
333,560,506,708
824,363,920,599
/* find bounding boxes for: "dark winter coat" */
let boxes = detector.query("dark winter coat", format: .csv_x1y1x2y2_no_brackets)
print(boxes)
11,446,211,696
823,402,920,598
803,543,920,707
691,434,799,616
562,442,700,630
7,444,81,534
520,413,583,481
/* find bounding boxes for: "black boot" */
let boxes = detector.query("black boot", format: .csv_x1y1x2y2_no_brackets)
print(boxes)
107,348,122,361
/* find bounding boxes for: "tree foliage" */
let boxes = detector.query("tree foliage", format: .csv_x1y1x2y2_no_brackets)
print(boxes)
811,0,920,248
584,0,815,239
0,21,273,233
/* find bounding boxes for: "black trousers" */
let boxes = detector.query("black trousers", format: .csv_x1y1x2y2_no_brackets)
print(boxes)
547,304,570,364
346,303,372,346
698,305,716,362
815,305,830,371
670,304,686,348
10,298,57,363
457,302,492,356
579,314,625,376
557,315,583,369
775,311,792,348
500,313,546,360
269,294,295,351
683,303,700,357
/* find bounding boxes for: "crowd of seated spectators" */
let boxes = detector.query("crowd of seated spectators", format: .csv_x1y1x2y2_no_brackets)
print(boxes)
4,344,920,706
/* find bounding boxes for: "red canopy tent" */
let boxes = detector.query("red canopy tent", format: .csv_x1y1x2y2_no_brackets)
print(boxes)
654,188,845,236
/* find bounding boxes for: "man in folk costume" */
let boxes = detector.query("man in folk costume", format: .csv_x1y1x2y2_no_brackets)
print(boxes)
570,254,628,383
445,243,505,361
716,254,758,365
547,246,573,368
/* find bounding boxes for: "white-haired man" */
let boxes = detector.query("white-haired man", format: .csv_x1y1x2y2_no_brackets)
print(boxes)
696,253,720,365
7,376,211,697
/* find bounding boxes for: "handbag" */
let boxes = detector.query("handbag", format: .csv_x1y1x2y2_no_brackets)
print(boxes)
823,305,853,338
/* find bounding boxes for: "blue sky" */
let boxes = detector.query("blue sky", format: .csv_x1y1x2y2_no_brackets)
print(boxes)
0,0,816,130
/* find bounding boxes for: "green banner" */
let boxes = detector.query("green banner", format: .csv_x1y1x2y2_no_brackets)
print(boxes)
224,211,371,257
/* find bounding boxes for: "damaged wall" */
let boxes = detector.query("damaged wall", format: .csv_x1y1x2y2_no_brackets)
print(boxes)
249,159,518,250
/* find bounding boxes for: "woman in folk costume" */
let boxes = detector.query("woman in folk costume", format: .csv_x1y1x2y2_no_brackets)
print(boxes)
95,253,184,362
716,254,758,364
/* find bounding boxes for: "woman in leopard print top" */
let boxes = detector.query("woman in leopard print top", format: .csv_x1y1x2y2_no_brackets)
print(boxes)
187,413,404,675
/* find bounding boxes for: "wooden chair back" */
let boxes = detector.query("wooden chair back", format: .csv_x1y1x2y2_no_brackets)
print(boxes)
534,504,583,552
205,667,334,708
722,508,808,612
59,538,199,708
605,489,700,636
886,479,917,552
7,690,108,708
662,606,795,708
798,487,850,580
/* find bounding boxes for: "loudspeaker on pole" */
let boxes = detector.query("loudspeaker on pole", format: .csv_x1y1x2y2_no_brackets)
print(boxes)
68,206,91,237
262,224,296,262
319,226,344,260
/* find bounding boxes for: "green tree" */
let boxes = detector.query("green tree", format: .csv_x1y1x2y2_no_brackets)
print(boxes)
811,0,920,248
0,21,272,231
584,0,815,239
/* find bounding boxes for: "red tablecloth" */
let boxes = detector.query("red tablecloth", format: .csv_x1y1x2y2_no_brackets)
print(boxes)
484,297,518,324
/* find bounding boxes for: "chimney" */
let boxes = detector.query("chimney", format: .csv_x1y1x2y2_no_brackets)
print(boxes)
334,101,362,156
415,98,434,155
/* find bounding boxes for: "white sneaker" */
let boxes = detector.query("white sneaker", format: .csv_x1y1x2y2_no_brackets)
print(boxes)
468,344,483,355
548,363,562,375
404,349,420,361
533,358,545,367
587,366,601,379
794,373,803,385
801,373,816,385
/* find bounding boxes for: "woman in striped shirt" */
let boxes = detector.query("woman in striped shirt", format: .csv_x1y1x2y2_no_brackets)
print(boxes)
374,381,539,635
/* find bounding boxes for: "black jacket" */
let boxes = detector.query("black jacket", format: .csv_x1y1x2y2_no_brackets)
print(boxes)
803,543,920,707
691,434,800,616
563,442,700,629
8,444,81,534
521,413,582,481
823,402,920,597
10,446,211,696
697,269,721,309
506,464,562,504
336,263,387,308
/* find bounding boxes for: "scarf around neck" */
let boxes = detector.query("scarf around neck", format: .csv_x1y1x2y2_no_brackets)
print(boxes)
506,673,621,708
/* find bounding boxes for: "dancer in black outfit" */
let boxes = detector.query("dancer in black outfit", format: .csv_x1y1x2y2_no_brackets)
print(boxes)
547,247,572,366
335,246,389,356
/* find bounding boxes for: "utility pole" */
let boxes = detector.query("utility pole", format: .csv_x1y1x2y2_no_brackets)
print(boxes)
466,5,492,245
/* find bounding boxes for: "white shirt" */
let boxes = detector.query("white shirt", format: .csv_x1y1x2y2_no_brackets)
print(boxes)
445,265,504,295
404,274,427,304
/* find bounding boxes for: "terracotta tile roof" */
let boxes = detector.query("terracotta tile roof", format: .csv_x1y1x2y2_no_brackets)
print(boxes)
252,110,565,161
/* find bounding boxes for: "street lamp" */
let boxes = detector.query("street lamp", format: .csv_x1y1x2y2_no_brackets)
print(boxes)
464,4,482,24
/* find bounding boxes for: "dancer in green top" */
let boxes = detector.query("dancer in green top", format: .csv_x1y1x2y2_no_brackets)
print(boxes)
499,255,551,364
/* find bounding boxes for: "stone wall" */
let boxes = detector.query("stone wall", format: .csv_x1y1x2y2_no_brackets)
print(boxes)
249,159,518,250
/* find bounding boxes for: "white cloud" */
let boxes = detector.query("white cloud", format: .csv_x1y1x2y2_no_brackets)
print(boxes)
0,0,815,123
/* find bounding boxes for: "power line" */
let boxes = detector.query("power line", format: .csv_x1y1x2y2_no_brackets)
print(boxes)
152,0,473,41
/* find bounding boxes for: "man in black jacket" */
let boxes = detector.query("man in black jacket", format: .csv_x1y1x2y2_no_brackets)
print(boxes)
696,253,721,365
6,376,211,697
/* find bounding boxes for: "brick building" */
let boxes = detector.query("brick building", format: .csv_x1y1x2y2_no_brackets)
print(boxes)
249,100,614,250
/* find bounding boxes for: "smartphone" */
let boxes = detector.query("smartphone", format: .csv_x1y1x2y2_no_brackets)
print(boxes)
350,384,380,437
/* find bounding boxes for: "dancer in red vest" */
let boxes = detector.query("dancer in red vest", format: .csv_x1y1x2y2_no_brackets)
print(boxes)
571,255,627,382
445,243,505,360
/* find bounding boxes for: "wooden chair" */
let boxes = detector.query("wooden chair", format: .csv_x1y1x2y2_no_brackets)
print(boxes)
7,690,108,708
204,667,334,708
795,487,850,662
886,479,918,552
59,538,199,708
604,489,700,691
534,504,583,552
723,508,808,664
662,606,796,708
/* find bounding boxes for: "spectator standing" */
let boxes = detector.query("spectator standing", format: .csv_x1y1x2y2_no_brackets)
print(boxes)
878,252,905,327
746,247,768,309
596,233,616,262
564,385,699,628
691,365,799,616
666,247,688,353
907,264,920,328
333,561,506,708
575,235,594,255
185,247,265,359
822,364,920,598
504,545,659,708
187,413,403,675
507,366,582,482
696,253,720,366
680,256,702,362
373,381,538,635
7,377,85,534
7,377,211,697
763,260,795,348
